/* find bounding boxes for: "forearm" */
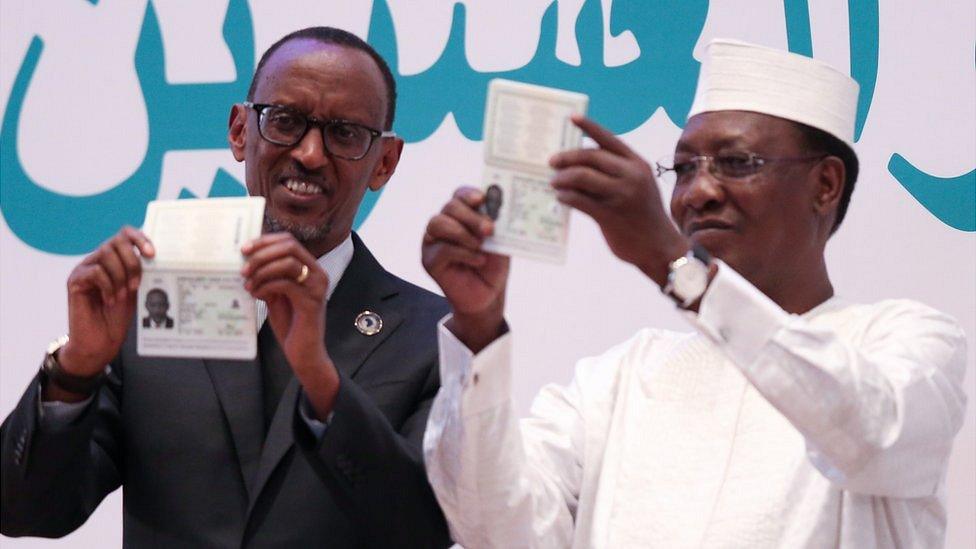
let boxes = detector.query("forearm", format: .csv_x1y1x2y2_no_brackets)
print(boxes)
693,264,968,496
445,301,507,355
293,356,340,421
424,323,577,548
295,371,451,547
1,375,120,537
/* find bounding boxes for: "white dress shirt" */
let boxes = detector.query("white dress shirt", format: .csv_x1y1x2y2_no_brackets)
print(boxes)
40,234,356,436
423,262,968,548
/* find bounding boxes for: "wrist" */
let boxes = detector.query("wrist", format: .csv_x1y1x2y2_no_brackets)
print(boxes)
296,355,340,420
639,237,692,289
447,309,507,354
41,338,105,401
662,245,715,311
41,379,94,403
57,341,106,378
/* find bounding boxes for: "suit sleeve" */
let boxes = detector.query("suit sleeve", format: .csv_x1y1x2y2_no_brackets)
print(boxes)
292,340,452,548
1,361,124,537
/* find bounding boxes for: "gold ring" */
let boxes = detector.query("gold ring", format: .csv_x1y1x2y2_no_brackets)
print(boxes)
296,264,309,284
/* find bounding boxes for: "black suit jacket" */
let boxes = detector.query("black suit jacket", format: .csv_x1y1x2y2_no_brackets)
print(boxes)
1,233,452,548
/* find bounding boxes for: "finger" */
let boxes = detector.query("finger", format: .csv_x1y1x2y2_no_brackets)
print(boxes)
549,165,618,199
554,188,607,224
443,196,493,237
97,243,128,296
73,251,116,304
246,255,321,290
241,231,295,255
423,241,489,273
80,264,117,307
550,147,630,176
249,277,325,304
121,226,155,258
567,115,635,158
249,279,300,303
452,186,485,209
425,212,485,251
110,234,144,292
242,237,318,277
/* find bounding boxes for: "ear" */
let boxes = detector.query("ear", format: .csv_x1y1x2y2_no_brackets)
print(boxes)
228,104,248,162
812,155,845,223
367,137,404,192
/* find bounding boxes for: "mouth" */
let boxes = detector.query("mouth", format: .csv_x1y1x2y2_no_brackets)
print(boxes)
279,177,328,198
686,219,734,235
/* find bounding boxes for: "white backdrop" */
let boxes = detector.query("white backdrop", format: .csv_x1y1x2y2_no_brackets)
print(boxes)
1,1,974,547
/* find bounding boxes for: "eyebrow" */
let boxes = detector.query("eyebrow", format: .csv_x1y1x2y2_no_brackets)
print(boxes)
266,102,380,128
676,133,755,154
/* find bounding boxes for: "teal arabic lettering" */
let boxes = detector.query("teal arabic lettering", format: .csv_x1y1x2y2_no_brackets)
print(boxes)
888,155,976,231
2,0,968,257
0,0,253,255
883,46,976,231
373,0,706,141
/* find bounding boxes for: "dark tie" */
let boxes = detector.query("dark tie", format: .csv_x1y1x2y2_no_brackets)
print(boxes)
257,322,294,433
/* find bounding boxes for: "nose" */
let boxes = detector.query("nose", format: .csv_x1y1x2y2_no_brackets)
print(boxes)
676,158,726,212
289,126,330,171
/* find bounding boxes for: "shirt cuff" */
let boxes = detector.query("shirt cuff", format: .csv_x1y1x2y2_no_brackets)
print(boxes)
298,391,334,441
689,260,792,368
438,315,512,417
37,384,93,432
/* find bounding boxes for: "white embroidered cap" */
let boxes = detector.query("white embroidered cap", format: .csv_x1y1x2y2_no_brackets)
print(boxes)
687,39,860,146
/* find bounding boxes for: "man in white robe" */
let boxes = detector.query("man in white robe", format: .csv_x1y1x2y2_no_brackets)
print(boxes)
419,39,968,548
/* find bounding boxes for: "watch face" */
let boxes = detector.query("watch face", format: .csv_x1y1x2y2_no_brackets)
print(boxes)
673,258,709,302
46,334,69,355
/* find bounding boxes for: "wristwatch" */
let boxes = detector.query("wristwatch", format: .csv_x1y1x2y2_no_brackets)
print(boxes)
663,245,712,308
40,335,105,396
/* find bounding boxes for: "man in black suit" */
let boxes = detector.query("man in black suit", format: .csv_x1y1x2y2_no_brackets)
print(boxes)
1,27,451,547
141,288,174,329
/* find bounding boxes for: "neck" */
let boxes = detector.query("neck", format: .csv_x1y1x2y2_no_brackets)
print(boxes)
282,229,349,260
759,255,834,315
304,237,339,260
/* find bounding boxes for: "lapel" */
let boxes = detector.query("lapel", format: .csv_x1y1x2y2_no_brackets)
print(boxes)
244,377,301,518
324,232,404,379
242,233,404,516
201,356,264,497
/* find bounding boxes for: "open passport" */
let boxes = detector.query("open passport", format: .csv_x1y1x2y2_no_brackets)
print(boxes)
137,197,265,360
480,79,588,263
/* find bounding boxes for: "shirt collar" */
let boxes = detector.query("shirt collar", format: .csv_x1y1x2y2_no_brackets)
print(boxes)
318,233,354,301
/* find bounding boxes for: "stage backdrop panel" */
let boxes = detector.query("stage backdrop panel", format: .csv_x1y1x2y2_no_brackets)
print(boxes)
2,1,973,547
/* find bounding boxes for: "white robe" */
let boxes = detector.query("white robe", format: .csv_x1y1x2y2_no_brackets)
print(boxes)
423,263,967,548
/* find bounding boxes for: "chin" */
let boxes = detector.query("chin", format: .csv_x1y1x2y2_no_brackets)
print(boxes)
265,212,331,242
689,234,726,258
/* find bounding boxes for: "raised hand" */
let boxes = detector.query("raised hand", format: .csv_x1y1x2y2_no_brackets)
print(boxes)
549,115,689,287
241,232,337,418
422,187,510,353
58,227,155,383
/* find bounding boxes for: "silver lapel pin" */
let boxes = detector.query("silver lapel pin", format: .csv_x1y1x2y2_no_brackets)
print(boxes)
354,310,383,336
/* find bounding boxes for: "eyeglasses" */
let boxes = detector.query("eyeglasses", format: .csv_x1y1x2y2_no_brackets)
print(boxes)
243,102,396,161
655,153,826,186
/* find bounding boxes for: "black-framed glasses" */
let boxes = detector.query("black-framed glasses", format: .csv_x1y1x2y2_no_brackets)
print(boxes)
243,102,396,161
655,153,827,186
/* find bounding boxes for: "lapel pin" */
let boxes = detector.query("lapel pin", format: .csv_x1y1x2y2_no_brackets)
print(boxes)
354,310,383,336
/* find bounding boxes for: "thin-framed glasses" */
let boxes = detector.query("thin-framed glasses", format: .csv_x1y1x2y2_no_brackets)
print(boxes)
655,153,827,186
243,102,397,161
